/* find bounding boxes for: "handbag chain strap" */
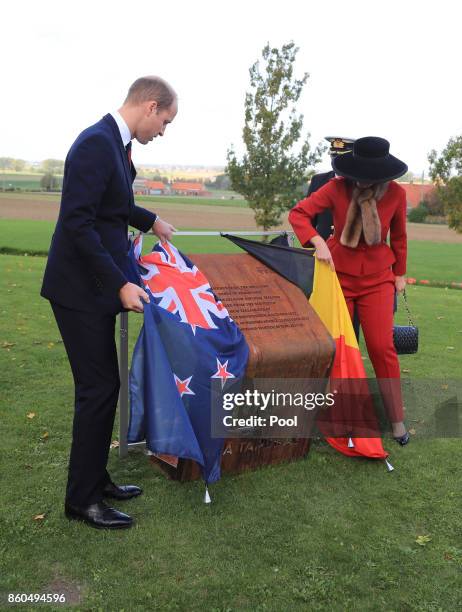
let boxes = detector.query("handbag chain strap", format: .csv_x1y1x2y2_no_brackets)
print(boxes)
401,289,415,326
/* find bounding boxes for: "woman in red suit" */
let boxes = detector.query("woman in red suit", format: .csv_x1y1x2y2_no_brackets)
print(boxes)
289,136,410,445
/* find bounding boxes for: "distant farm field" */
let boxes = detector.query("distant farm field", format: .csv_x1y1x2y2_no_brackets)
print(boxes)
1,192,462,241
1,192,461,282
0,192,254,227
0,188,245,206
0,217,461,284
0,172,54,191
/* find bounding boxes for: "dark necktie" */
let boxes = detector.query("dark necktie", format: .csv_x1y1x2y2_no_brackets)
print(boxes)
125,141,132,165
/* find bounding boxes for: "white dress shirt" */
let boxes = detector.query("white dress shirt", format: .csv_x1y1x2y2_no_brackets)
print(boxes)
110,111,132,147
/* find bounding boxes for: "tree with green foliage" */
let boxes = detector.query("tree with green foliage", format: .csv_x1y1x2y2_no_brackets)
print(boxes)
0,157,14,170
205,173,231,190
227,42,323,230
428,136,462,233
423,189,445,216
0,157,28,172
41,158,64,175
407,203,428,223
151,173,169,183
13,159,25,172
40,172,59,191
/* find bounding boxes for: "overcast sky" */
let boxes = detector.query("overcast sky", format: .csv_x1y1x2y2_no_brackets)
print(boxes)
1,0,461,174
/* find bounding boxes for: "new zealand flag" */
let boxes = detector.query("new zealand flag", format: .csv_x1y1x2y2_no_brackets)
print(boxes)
128,236,249,484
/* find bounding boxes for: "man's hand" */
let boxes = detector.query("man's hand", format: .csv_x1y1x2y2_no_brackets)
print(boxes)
311,235,335,270
395,275,406,294
152,217,176,243
119,282,150,312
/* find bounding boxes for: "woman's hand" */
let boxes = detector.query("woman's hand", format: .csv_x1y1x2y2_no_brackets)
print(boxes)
395,275,406,293
152,217,176,243
311,235,335,270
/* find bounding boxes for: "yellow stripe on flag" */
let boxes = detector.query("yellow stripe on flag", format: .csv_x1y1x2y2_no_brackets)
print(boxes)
309,259,359,350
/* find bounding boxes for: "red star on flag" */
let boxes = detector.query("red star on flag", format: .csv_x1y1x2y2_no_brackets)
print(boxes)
174,374,195,397
211,358,236,389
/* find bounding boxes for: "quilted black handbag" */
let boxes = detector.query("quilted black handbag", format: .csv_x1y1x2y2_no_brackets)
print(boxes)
393,290,418,355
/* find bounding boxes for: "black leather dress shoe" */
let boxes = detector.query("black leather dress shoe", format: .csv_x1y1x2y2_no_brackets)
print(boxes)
64,501,133,529
102,482,143,501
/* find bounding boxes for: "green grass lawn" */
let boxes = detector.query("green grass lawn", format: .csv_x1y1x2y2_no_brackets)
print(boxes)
0,219,244,256
416,241,461,282
0,252,461,610
136,194,248,207
404,240,462,283
0,219,57,255
0,218,461,283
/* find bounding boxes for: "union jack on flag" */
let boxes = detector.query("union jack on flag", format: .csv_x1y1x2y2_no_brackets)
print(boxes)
135,238,231,332
128,236,249,484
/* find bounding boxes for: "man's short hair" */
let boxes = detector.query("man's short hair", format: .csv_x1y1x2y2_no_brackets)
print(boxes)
124,76,177,109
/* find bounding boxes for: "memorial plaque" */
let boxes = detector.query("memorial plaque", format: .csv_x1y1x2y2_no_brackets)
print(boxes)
190,253,334,378
149,253,335,481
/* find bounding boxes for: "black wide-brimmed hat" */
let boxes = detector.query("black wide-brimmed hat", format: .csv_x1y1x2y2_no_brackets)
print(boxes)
332,136,408,183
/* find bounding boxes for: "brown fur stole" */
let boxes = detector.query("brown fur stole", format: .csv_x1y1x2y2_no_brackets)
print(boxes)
340,182,389,248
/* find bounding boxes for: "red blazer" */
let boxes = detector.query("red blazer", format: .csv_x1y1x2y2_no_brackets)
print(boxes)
289,177,407,276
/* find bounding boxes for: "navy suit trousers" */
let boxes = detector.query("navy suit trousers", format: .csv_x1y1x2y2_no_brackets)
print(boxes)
51,302,119,506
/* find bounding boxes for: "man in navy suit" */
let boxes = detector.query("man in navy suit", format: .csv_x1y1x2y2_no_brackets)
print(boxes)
41,76,178,529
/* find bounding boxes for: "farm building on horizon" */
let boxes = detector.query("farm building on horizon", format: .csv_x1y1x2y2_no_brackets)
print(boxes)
171,181,211,196
399,182,436,209
132,179,212,196
145,180,169,195
133,179,169,195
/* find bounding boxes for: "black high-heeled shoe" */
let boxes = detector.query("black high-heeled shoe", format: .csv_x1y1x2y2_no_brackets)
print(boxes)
393,431,410,446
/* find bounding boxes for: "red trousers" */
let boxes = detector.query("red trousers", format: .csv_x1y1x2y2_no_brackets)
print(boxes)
337,267,404,423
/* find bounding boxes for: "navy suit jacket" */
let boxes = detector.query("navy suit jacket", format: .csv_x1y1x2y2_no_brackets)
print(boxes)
41,114,157,313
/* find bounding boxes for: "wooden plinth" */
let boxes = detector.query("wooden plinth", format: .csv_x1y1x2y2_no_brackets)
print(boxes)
150,438,311,481
149,253,334,481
